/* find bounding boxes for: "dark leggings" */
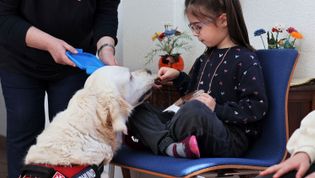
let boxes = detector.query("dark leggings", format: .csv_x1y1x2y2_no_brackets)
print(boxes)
128,100,249,157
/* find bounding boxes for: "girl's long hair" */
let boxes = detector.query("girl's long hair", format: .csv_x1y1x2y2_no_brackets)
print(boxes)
185,0,254,51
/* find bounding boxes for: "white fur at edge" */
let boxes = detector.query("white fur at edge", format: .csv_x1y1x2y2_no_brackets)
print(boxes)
24,66,154,166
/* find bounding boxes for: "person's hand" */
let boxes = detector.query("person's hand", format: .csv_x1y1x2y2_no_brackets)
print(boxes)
46,37,77,67
157,67,180,83
98,47,117,65
96,36,117,65
25,26,76,67
154,67,180,88
191,92,216,111
305,172,315,178
259,152,311,178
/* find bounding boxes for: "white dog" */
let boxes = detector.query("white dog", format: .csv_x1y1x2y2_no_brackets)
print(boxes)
21,66,154,178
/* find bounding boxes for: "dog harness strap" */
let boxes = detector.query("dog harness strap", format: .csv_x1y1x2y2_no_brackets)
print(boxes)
72,165,101,178
19,164,104,178
19,164,57,178
49,165,87,177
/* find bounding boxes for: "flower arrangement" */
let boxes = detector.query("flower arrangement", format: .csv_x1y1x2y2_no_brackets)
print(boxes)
145,24,192,65
254,25,303,49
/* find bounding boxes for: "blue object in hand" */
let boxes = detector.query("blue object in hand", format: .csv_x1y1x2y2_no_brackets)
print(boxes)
66,49,106,74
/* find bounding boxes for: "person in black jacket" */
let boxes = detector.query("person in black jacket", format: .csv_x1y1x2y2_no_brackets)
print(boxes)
0,0,120,177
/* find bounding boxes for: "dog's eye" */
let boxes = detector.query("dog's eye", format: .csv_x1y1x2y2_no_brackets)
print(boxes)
130,74,133,81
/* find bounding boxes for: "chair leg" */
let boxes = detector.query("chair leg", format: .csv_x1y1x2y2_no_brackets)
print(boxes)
240,174,259,178
216,169,259,178
121,167,131,178
108,164,115,178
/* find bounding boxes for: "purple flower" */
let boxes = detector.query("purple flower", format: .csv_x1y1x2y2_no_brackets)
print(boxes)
164,29,176,37
254,29,266,36
254,28,267,49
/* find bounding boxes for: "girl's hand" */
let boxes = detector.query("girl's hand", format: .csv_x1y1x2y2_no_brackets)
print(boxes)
305,172,315,178
157,67,180,84
191,92,216,111
259,152,311,178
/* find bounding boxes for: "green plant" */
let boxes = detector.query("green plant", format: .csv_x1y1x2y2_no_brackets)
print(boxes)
145,24,192,65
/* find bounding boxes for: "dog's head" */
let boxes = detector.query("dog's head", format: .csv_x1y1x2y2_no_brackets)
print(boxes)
83,66,155,133
85,66,154,106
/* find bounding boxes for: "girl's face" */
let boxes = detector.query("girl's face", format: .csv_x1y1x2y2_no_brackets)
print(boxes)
187,12,233,49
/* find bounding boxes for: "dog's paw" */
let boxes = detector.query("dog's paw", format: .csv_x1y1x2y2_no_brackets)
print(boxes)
112,118,128,133
123,128,128,135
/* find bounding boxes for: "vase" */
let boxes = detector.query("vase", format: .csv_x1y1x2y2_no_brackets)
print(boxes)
158,54,184,71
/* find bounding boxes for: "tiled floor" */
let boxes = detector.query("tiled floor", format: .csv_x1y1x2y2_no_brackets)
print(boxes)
0,135,7,178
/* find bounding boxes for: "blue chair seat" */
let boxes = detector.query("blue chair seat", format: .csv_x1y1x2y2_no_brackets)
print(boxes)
113,145,278,177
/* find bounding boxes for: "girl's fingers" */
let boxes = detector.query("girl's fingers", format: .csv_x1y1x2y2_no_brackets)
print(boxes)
259,165,280,176
272,168,290,178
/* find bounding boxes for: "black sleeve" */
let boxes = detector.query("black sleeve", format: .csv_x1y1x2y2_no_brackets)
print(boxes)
173,71,191,96
173,56,202,96
93,0,120,45
0,0,31,48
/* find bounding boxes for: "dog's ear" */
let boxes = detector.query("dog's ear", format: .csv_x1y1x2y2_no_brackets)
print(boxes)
96,94,132,133
110,97,132,134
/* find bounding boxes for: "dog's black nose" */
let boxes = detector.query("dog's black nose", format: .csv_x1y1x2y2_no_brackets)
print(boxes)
145,69,152,75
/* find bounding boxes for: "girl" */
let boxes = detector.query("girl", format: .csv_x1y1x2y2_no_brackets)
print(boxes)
128,0,268,158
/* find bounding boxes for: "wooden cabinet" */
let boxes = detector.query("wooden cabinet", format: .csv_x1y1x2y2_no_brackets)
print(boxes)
288,82,315,136
149,85,180,110
148,82,315,137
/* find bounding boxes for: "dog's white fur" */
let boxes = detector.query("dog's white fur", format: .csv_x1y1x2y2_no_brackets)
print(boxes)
24,66,154,166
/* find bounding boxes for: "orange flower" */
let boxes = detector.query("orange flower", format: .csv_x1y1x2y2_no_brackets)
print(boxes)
291,31,303,39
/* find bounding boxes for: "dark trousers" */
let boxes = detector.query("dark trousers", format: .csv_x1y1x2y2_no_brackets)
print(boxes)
128,100,249,157
257,164,315,178
0,70,88,178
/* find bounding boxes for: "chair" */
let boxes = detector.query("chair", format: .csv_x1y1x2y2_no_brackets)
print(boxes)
110,49,299,178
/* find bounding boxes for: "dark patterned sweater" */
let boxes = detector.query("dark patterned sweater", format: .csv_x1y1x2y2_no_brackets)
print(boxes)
173,46,268,138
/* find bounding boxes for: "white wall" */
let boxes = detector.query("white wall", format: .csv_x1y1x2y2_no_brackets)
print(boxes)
243,0,315,79
118,0,204,73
